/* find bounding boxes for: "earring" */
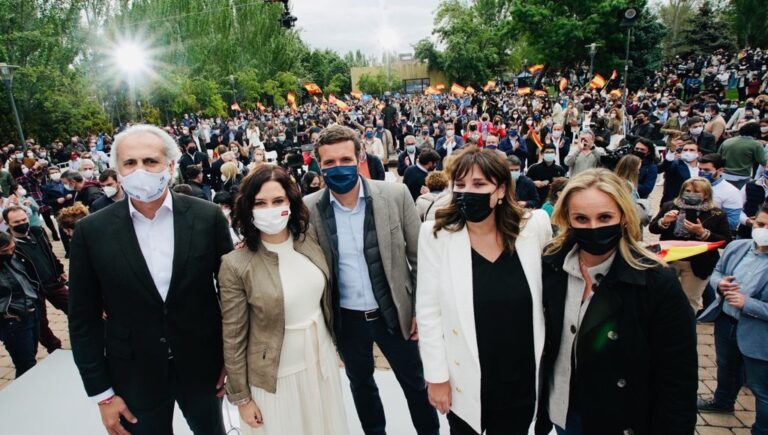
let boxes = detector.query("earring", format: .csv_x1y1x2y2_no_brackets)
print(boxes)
498,199,503,205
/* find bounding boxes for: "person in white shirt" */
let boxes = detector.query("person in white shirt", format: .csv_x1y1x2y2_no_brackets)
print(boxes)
699,153,742,231
362,125,386,161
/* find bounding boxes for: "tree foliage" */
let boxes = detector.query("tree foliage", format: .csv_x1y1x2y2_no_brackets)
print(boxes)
726,0,768,48
668,1,736,58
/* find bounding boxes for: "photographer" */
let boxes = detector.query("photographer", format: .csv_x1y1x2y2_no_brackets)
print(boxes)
564,131,606,177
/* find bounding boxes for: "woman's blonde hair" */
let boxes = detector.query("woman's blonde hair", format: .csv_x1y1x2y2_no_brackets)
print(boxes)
544,168,665,270
676,177,714,208
221,162,239,182
614,154,641,189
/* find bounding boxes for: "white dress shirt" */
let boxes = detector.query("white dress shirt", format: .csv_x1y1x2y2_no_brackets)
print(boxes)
90,193,176,403
128,192,175,302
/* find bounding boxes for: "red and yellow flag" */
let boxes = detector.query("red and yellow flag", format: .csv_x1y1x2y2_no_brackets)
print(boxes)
230,102,241,112
451,83,465,95
517,86,531,96
435,83,446,91
610,69,618,81
286,91,297,108
649,240,726,263
528,64,544,75
304,82,322,95
465,86,476,94
424,86,440,95
559,77,569,92
589,73,607,89
609,89,622,97
328,94,349,111
529,128,544,150
256,102,266,111
534,89,548,97
351,91,362,99
483,80,496,92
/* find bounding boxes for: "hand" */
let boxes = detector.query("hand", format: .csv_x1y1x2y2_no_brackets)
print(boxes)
518,200,528,207
66,194,73,200
57,197,65,204
23,199,30,206
409,317,419,341
683,218,705,236
404,156,411,166
662,210,679,225
59,272,68,282
724,290,746,310
420,186,430,196
427,381,452,414
718,276,741,295
533,180,544,188
238,400,263,429
215,367,226,398
98,395,137,435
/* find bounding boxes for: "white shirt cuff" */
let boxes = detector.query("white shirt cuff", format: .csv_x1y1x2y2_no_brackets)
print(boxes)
665,151,676,162
90,388,115,404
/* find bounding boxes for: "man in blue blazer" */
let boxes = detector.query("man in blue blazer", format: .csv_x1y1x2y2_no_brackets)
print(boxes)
659,140,701,205
435,126,464,170
698,204,768,432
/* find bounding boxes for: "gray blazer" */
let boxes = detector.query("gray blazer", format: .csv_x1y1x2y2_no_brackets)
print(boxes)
304,177,421,339
699,239,768,361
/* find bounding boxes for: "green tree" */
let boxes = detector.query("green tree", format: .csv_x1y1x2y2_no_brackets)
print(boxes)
658,0,700,57
668,1,736,57
727,0,768,48
325,73,350,96
413,38,444,72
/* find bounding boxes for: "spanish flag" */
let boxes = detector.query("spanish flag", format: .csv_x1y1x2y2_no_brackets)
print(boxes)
424,86,440,95
589,73,607,89
529,127,544,150
465,86,475,94
559,77,569,92
435,83,446,91
257,102,266,111
329,94,349,111
451,83,465,95
609,89,622,97
304,82,322,95
534,89,548,97
648,240,726,262
483,80,496,92
610,69,618,81
528,64,544,75
230,102,241,112
518,86,531,96
287,91,297,108
351,91,362,99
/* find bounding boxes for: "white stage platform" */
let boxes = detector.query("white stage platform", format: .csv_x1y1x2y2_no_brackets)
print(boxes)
0,351,550,434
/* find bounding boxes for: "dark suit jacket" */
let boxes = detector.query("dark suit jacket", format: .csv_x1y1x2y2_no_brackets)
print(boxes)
210,159,225,191
178,151,211,184
536,244,697,435
403,165,429,201
659,159,694,204
397,149,420,177
68,193,234,412
364,153,386,181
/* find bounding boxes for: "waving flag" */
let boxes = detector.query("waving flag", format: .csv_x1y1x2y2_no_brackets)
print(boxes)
465,86,476,94
483,80,496,92
647,240,726,262
424,86,440,95
351,91,362,99
529,128,544,150
534,89,548,97
257,102,266,111
287,91,297,108
451,83,465,95
559,77,569,92
610,69,618,81
435,83,446,91
304,82,322,95
329,94,349,111
528,64,544,75
518,86,531,96
589,73,607,89
230,102,241,112
609,89,622,97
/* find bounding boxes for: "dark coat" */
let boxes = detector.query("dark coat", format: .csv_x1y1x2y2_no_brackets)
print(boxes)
364,153,386,181
397,149,420,177
684,131,718,155
74,181,104,210
659,159,694,205
515,175,540,208
68,193,234,412
648,202,732,279
535,243,698,435
637,158,659,199
402,165,429,201
178,151,211,184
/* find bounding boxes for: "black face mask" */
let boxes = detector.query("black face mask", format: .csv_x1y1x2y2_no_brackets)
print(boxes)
632,150,647,159
454,192,494,223
12,223,29,235
305,185,320,195
572,224,622,256
187,146,197,154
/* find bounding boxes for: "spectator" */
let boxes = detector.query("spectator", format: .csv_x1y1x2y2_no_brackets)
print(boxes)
526,145,567,204
564,131,606,177
90,169,125,213
541,177,567,217
660,139,701,205
60,170,103,210
683,116,717,155
397,135,420,177
699,153,742,231
403,150,440,201
185,165,211,201
507,155,539,208
415,171,449,221
720,122,766,189
631,138,659,199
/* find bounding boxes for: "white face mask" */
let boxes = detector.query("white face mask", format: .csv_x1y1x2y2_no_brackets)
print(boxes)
81,170,94,179
119,166,171,202
681,151,698,162
752,227,768,246
16,187,26,197
552,130,562,139
680,111,689,118
103,186,118,198
689,126,703,136
50,173,61,182
252,206,290,235
761,126,768,134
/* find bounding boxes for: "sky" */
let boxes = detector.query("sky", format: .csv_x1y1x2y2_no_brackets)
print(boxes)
291,0,442,57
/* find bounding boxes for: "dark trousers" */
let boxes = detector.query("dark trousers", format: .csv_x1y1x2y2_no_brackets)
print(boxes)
448,403,534,435
713,314,745,409
121,360,225,435
337,311,439,435
0,304,41,378
554,411,584,435
38,285,69,352
745,356,768,435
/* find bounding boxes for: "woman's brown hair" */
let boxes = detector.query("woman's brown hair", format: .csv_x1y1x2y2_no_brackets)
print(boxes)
232,165,310,252
433,147,525,252
56,202,90,231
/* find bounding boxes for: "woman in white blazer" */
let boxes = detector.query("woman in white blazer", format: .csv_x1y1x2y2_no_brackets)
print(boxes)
416,147,552,435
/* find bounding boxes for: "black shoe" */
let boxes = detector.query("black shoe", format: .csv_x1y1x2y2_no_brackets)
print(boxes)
697,397,734,413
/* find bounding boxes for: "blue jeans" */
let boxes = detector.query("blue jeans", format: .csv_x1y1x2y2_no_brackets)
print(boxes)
337,312,439,435
554,411,583,435
745,356,768,435
713,314,746,409
0,304,41,378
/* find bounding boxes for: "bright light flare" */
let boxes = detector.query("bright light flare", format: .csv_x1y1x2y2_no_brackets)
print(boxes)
378,28,398,50
97,30,166,89
114,41,148,76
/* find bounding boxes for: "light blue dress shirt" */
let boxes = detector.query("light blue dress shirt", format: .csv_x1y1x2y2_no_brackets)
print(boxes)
330,178,379,311
724,244,768,319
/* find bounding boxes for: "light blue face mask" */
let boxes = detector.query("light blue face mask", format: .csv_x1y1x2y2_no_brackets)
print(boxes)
543,154,556,162
510,171,521,181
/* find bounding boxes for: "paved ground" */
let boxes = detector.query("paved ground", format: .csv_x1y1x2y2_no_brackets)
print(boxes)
0,177,758,434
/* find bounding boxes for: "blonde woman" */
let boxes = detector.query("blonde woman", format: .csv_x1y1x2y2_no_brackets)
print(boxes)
417,148,552,434
649,177,731,311
220,161,241,194
536,168,697,435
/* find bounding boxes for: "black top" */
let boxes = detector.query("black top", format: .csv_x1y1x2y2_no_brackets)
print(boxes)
471,248,535,410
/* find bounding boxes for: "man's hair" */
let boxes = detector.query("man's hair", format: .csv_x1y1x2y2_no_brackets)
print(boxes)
172,184,193,195
705,103,720,114
110,124,181,169
507,155,522,167
699,153,725,169
61,170,84,183
0,232,11,249
739,122,761,138
98,168,118,183
2,205,27,224
418,150,441,166
543,144,556,152
688,116,703,125
634,137,654,149
185,164,203,180
315,125,361,162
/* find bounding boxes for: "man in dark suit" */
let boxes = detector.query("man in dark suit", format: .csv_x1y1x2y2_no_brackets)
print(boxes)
69,125,233,435
178,136,211,185
403,150,440,201
660,140,701,205
304,125,439,435
185,165,211,201
209,145,229,192
359,151,386,181
682,116,717,155
397,135,420,177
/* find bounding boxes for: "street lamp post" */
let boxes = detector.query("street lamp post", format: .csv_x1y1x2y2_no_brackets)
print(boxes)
586,43,599,79
0,63,26,149
229,74,237,103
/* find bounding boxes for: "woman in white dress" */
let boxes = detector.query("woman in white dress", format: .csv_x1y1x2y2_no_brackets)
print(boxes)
219,164,348,435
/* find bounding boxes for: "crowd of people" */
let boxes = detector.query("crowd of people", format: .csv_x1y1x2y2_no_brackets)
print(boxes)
0,46,766,435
